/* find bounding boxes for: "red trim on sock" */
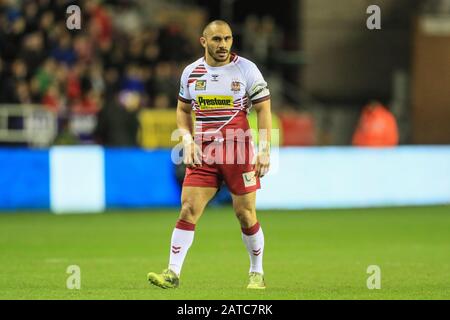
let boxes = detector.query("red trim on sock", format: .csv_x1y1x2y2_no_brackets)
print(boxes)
242,222,260,236
176,219,196,231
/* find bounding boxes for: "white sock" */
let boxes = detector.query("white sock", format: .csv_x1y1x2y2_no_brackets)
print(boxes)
168,219,195,276
241,222,264,274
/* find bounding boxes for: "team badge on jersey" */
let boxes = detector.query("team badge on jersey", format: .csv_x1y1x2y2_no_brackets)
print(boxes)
231,81,241,93
195,80,207,91
242,171,256,188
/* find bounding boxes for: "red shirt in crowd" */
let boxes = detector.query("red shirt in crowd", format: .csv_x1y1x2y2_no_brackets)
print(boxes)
352,103,399,147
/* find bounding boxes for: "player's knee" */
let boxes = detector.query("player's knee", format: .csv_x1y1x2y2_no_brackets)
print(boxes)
180,200,196,222
234,206,255,225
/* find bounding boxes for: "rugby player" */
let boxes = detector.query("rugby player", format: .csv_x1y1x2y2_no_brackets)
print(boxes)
147,20,272,290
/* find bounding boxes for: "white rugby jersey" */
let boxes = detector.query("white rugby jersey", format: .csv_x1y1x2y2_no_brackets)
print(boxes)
178,53,270,141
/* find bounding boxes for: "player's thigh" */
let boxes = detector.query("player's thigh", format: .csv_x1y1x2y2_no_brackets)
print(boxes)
220,140,260,195
231,191,257,227
180,186,218,223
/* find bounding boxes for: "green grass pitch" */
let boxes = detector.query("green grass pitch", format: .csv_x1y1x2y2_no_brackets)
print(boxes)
0,205,449,299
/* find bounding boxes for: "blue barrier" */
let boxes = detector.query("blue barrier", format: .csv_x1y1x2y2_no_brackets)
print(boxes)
104,148,180,208
0,146,449,212
0,147,181,212
0,149,50,209
257,146,450,209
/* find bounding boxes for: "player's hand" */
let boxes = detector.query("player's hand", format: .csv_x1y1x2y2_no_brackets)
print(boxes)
183,135,202,168
255,148,270,178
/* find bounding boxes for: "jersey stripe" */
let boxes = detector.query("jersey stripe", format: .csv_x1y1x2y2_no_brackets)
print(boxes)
249,86,268,99
196,116,232,122
194,110,245,134
196,110,236,116
251,95,270,104
178,96,191,103
187,64,207,86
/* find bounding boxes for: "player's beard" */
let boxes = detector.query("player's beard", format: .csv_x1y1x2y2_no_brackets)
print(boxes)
208,45,230,63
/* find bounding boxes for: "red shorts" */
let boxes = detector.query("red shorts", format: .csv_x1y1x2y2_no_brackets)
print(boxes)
183,139,261,195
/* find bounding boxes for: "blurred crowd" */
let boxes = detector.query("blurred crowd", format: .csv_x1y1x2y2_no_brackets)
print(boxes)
0,0,199,144
0,0,296,146
0,0,404,148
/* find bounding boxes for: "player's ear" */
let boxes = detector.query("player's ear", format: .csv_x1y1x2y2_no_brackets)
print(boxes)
200,37,206,48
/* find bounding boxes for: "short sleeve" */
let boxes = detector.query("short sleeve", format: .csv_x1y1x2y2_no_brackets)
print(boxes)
178,67,192,103
245,62,270,104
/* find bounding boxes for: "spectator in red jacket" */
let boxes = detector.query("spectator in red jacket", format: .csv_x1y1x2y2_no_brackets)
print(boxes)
42,83,62,113
352,101,399,147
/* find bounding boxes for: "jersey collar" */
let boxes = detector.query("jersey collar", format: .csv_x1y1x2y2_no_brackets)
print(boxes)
202,52,238,69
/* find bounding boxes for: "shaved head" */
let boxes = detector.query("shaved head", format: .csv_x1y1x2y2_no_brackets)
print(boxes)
200,20,234,66
202,20,232,37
